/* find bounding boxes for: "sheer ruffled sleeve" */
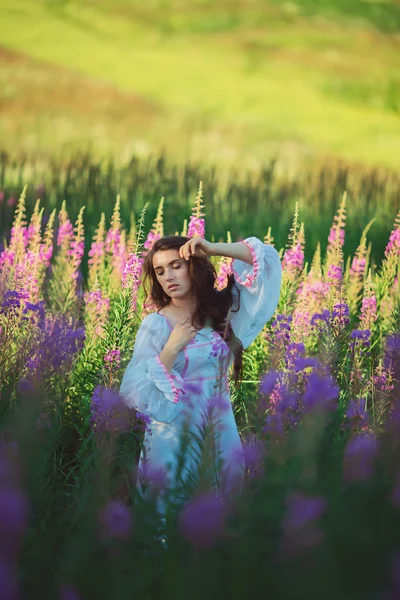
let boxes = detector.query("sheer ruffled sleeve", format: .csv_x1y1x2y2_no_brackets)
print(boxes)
119,313,185,424
230,236,282,349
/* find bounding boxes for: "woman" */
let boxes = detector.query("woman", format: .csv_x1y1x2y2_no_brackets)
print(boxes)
119,235,282,510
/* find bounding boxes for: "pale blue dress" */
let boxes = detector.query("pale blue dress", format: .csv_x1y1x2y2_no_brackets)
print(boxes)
119,237,282,509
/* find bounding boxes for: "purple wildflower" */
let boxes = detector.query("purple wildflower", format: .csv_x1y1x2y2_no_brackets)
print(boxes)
104,348,121,373
302,371,339,413
281,491,327,556
90,385,131,435
259,370,280,397
241,436,265,480
98,500,132,540
332,302,350,327
326,264,342,283
345,398,369,429
137,461,168,493
179,491,227,550
343,433,377,483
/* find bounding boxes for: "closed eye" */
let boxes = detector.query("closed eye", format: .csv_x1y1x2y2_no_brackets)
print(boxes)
156,264,181,276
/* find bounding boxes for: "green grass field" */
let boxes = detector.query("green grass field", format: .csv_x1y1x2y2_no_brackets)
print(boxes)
0,0,399,169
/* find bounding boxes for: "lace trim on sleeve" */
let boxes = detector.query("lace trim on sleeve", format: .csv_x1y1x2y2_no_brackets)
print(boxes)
154,355,182,404
231,239,260,288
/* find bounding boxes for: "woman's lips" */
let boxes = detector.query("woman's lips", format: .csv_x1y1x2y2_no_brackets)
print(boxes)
168,285,179,291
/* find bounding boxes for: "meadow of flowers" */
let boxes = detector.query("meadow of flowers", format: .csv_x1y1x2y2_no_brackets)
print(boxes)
0,176,400,599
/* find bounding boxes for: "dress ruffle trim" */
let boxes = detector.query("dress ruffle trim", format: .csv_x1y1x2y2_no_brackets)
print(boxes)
147,355,185,404
231,237,262,288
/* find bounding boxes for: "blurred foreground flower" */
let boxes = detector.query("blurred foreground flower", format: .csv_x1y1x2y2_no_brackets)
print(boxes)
90,385,132,435
98,499,133,540
281,491,327,557
343,433,377,483
179,491,228,551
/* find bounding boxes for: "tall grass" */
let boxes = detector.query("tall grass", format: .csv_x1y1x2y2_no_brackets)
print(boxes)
1,150,399,274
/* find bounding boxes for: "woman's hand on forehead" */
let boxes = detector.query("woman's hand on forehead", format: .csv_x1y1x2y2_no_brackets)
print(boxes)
179,237,213,261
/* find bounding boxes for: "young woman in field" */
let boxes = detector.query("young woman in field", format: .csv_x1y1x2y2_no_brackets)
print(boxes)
119,235,282,509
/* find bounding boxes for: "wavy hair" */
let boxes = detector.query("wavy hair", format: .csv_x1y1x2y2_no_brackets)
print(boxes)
142,235,244,386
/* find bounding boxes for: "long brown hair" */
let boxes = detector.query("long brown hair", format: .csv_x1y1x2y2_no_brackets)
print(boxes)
142,235,244,386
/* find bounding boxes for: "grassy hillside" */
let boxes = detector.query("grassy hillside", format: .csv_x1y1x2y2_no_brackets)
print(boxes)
0,0,399,169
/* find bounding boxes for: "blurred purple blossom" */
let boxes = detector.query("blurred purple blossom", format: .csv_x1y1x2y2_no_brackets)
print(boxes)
343,433,377,483
179,491,227,550
345,398,369,429
281,491,327,556
90,385,132,435
0,558,18,600
98,500,132,540
137,461,168,493
302,371,339,413
59,586,81,600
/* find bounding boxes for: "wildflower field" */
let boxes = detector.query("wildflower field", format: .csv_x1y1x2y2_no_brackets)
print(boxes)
0,152,400,599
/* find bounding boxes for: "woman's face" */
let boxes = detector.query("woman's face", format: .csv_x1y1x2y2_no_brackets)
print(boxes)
153,249,193,299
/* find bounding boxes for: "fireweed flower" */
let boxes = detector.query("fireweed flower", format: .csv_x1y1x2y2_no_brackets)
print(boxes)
326,264,343,284
343,433,377,483
179,491,228,551
104,348,121,373
281,491,327,556
215,257,232,291
349,256,366,278
143,230,161,251
282,242,304,273
328,226,345,248
384,224,400,258
84,289,110,337
98,500,132,540
122,252,144,312
359,294,377,331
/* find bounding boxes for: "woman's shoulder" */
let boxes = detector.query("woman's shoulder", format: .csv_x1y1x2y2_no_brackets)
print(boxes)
139,311,166,330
